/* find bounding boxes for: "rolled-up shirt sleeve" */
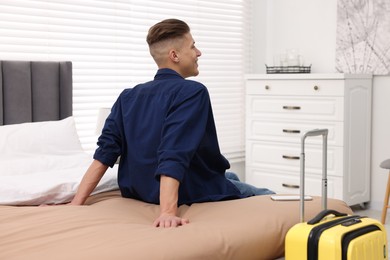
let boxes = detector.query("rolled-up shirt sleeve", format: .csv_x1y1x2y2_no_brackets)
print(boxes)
93,95,124,167
156,84,210,182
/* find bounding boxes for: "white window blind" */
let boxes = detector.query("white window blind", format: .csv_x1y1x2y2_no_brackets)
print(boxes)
0,0,251,162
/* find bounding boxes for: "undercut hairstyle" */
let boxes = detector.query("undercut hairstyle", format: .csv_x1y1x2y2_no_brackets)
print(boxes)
146,19,190,47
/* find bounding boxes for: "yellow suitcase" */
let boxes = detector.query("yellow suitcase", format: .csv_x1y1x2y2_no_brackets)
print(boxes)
286,209,388,260
285,129,388,259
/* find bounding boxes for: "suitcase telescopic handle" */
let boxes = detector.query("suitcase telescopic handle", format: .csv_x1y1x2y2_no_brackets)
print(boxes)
307,209,348,225
300,129,328,223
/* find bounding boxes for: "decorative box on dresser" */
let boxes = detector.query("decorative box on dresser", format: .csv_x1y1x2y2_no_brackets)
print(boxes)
245,74,372,206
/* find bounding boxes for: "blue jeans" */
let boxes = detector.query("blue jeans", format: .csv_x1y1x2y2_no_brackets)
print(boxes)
225,172,275,197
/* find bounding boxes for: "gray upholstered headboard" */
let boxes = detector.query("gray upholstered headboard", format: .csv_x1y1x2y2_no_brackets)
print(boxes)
0,60,72,125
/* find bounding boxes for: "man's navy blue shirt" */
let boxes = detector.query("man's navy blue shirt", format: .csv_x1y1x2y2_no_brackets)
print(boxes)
94,68,243,205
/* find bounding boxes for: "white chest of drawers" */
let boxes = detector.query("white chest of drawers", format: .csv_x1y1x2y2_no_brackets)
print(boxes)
245,74,372,206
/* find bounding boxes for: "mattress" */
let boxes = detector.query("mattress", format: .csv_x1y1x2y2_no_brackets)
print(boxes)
0,190,352,260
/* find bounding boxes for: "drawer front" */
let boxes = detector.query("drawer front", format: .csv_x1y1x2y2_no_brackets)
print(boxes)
245,167,343,199
246,141,343,177
246,119,343,146
247,95,344,121
246,79,344,96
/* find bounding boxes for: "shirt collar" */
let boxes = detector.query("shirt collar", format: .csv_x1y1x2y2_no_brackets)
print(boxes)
154,68,184,80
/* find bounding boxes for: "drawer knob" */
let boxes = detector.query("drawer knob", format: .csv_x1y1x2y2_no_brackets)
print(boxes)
265,85,270,90
314,85,319,91
283,129,301,134
282,183,300,189
283,105,301,110
282,155,300,160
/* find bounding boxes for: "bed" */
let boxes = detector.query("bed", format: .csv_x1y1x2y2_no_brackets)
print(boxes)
0,60,353,260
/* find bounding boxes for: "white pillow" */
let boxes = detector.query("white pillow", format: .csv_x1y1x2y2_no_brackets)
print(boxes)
0,116,83,154
0,117,119,206
0,152,91,176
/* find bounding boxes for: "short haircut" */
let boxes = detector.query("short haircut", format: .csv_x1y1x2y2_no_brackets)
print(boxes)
146,19,190,46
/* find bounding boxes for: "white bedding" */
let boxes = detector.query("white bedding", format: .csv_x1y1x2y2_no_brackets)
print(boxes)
0,153,119,206
0,117,119,206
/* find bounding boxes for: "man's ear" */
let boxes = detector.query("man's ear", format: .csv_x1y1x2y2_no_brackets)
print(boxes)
169,49,180,63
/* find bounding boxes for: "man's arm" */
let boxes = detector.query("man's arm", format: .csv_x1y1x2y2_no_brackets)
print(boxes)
153,175,189,228
70,159,108,205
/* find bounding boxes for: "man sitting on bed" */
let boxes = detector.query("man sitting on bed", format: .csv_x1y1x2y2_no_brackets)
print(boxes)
70,18,274,228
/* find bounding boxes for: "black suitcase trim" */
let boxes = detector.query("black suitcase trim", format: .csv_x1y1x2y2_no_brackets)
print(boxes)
307,215,363,260
341,225,382,260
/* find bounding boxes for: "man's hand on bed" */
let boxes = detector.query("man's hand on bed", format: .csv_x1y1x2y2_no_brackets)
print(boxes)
153,213,189,228
155,175,189,228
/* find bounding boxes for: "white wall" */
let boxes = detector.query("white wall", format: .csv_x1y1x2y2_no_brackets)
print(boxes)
371,76,390,210
251,0,390,210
